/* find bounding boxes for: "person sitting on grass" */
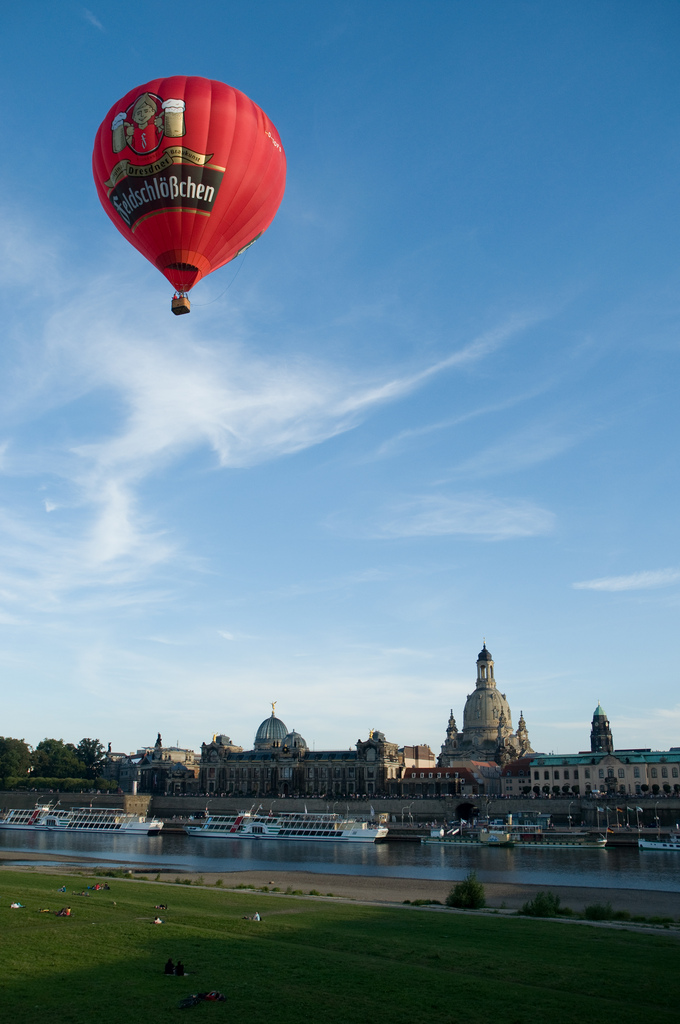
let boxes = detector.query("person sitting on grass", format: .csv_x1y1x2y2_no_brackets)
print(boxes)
153,916,164,924
55,907,71,917
175,961,185,976
164,958,175,975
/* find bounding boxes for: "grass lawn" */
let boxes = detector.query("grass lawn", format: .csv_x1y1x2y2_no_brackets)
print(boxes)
0,869,678,1023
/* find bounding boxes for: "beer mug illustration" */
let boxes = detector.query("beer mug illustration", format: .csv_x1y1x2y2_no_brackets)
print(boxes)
111,111,127,153
162,98,186,138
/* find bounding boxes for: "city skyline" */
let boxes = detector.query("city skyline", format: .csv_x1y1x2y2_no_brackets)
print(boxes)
1,2,679,755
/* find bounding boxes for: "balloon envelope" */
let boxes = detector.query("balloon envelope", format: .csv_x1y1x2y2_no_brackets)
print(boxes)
92,76,286,294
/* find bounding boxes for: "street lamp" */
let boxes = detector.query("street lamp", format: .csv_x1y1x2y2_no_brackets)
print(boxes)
401,802,414,826
568,800,574,830
654,800,660,836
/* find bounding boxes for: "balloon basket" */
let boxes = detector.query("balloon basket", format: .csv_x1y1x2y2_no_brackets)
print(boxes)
171,294,191,316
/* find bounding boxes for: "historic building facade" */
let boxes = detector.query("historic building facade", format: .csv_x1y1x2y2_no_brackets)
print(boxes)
198,708,402,798
439,644,533,766
401,760,501,798
523,704,680,797
110,734,200,795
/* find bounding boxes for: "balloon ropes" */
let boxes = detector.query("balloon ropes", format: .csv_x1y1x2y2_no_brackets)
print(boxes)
92,76,286,314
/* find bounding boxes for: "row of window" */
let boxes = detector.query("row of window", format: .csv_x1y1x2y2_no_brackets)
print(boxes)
409,772,463,779
525,766,680,782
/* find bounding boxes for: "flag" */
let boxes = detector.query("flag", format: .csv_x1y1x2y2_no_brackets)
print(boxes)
636,806,643,812
370,805,375,818
597,806,604,812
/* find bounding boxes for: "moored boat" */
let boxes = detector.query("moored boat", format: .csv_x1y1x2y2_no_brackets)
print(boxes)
639,833,680,851
425,818,606,848
0,804,163,834
185,809,388,842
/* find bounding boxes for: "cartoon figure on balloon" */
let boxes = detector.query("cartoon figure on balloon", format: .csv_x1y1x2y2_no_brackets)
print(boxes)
111,92,186,155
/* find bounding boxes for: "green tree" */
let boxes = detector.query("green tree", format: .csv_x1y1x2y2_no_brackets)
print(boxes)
0,737,32,785
76,738,106,780
32,739,86,779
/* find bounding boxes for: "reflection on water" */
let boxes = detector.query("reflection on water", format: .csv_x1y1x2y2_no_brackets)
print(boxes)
2,830,680,891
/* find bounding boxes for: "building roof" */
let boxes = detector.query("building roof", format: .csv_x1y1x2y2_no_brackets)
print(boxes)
283,730,307,749
593,703,607,717
501,757,534,777
477,643,493,661
255,712,288,745
530,750,680,767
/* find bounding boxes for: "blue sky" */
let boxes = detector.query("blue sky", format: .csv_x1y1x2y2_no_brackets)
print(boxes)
1,1,679,757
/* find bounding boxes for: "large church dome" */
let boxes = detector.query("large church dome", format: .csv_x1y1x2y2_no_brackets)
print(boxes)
254,710,288,750
462,686,512,744
459,644,515,757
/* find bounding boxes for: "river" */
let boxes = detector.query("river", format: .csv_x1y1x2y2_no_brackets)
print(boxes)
2,830,680,892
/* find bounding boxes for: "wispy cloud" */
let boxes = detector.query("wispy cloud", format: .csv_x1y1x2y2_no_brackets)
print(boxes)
337,312,544,416
573,569,680,592
82,8,104,31
0,213,545,615
370,384,551,461
347,494,555,541
448,421,591,480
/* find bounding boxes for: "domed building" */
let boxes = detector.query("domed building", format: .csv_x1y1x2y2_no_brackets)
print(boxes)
439,644,533,765
254,705,288,751
198,706,401,797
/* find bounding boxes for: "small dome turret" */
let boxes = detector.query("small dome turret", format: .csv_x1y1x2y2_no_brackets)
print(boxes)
283,730,307,750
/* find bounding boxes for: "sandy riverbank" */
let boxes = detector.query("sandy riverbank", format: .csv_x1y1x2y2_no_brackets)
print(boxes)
2,851,679,917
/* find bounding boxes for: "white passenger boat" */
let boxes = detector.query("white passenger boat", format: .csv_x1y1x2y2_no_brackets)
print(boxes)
0,804,163,834
639,833,680,851
185,809,388,842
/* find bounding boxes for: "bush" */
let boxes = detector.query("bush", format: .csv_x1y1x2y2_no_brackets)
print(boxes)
520,891,562,917
446,871,486,909
584,902,613,920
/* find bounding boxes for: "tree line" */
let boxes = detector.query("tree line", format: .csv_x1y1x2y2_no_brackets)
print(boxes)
0,736,111,788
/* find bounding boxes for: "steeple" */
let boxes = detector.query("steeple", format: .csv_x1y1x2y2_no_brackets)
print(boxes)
590,703,613,754
439,709,459,761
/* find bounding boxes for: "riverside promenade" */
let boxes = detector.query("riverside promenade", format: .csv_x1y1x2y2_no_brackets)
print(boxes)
2,790,679,828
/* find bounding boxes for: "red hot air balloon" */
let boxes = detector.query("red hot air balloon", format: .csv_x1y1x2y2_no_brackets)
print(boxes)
92,76,286,314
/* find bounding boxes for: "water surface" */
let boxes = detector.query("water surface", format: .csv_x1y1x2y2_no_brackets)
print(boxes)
2,830,679,891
